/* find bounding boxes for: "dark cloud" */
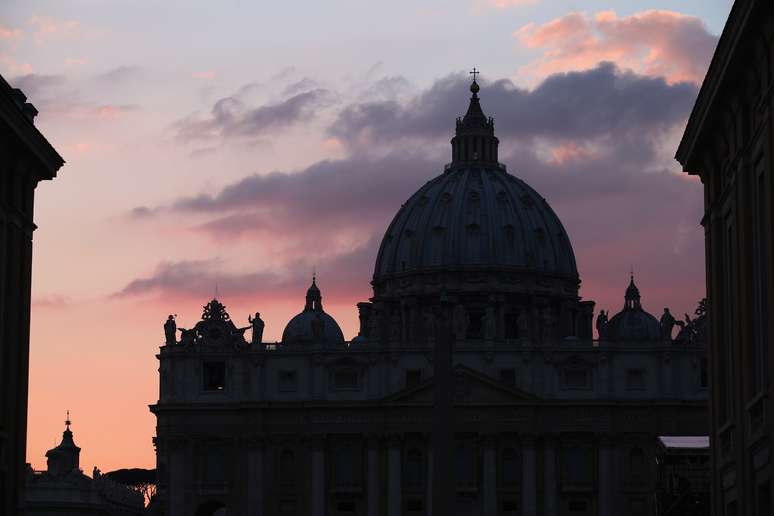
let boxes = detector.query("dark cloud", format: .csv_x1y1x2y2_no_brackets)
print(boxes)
174,88,334,142
329,62,697,147
115,238,379,305
133,63,704,318
10,73,66,100
96,65,141,83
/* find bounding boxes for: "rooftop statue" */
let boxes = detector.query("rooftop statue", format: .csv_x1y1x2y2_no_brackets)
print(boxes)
163,315,176,345
248,312,265,345
596,310,608,340
660,308,676,341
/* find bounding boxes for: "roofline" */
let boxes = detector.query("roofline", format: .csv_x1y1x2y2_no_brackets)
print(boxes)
675,0,754,173
0,73,65,177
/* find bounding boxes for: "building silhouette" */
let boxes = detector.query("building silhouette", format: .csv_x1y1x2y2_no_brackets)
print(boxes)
0,73,64,515
676,0,774,514
24,415,145,515
153,78,707,516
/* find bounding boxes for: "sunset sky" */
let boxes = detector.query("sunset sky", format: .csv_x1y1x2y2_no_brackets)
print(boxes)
2,0,732,473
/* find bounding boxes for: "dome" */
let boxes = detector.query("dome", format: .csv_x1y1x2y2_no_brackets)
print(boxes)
373,78,577,284
373,166,578,279
606,275,661,341
282,277,345,345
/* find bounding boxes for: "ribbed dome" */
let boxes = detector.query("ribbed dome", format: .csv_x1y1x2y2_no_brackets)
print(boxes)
281,277,345,345
373,166,578,279
606,275,661,341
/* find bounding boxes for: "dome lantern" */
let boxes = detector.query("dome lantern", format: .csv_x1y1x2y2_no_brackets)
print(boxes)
450,69,499,167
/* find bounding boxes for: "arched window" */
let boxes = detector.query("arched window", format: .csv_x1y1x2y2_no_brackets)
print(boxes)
334,446,354,486
501,448,517,485
280,450,295,485
456,443,474,485
405,448,423,487
630,447,645,475
203,446,225,483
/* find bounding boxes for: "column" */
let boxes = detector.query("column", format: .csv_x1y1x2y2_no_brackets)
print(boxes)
367,437,380,516
246,439,264,516
426,444,433,516
598,436,612,516
312,438,326,516
482,436,497,516
521,437,536,516
388,435,402,516
543,437,558,516
169,440,186,516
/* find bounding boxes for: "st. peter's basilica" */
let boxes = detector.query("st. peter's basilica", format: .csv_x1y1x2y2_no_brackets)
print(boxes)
151,78,707,516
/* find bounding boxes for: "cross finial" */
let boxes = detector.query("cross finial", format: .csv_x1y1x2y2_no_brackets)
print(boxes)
630,265,634,281
214,281,219,300
65,410,71,430
470,67,480,82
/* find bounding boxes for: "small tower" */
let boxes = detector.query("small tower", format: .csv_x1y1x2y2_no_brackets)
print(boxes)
623,271,642,311
45,412,81,477
450,68,499,166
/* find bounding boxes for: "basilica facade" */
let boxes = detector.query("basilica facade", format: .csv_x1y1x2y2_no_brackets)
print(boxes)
151,79,707,516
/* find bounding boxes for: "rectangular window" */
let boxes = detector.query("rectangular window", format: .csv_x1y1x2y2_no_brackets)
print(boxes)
278,370,298,392
626,369,645,390
568,500,588,512
334,370,359,390
499,369,516,386
279,499,297,515
337,501,356,513
564,369,589,389
406,499,423,512
406,369,422,388
203,446,225,483
202,362,226,391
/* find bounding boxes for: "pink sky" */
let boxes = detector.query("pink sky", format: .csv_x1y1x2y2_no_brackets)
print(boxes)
0,1,730,474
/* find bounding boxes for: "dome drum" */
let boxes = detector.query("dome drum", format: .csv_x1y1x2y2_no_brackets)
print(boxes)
358,291,594,347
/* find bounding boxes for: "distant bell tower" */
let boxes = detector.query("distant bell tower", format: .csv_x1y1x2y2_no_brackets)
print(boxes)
45,412,81,478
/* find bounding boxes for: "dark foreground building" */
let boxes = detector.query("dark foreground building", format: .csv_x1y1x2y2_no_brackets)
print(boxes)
153,79,708,516
0,74,64,515
676,1,774,514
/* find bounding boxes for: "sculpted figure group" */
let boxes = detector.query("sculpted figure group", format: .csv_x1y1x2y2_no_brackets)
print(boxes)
163,311,265,346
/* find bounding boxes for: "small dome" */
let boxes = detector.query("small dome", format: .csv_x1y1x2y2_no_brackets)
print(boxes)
282,277,345,345
607,275,660,341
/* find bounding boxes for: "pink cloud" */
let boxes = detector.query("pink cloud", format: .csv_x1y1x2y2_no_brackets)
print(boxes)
482,0,538,8
192,70,217,80
32,295,71,310
28,15,80,41
515,10,717,84
0,25,22,40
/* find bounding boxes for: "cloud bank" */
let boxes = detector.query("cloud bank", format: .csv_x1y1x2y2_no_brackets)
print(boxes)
125,60,706,320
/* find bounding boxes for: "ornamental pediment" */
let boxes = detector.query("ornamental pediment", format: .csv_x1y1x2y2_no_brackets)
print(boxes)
381,365,539,405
